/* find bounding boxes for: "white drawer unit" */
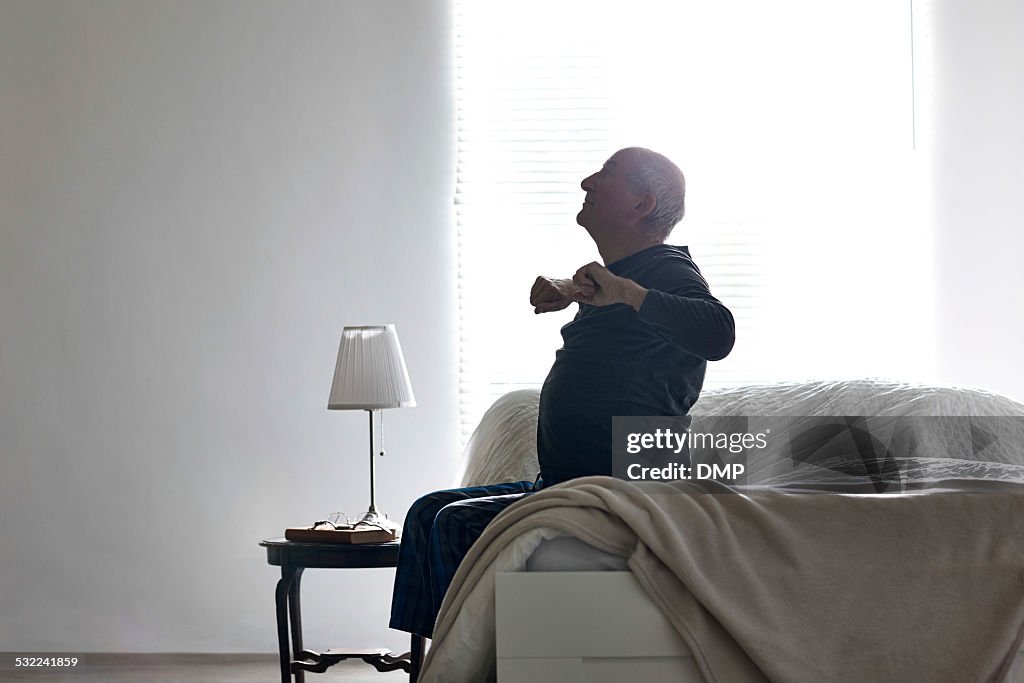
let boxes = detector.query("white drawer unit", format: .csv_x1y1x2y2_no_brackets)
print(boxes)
496,571,1024,683
496,571,701,683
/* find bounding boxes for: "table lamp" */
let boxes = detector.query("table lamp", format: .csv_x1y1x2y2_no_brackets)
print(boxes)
328,325,416,530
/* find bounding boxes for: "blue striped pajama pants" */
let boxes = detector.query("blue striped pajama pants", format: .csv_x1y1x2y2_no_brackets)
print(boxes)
388,478,542,639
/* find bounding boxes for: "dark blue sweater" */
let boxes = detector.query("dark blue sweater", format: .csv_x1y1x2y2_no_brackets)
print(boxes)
536,244,735,485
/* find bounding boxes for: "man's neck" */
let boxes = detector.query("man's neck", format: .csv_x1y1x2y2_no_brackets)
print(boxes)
597,237,665,266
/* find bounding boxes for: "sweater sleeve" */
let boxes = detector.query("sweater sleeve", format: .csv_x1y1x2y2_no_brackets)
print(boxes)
636,287,736,361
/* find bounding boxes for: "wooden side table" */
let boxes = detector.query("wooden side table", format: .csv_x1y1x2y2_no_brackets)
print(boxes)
260,538,425,683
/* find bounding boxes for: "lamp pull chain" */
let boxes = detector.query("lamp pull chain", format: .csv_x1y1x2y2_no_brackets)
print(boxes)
379,409,385,456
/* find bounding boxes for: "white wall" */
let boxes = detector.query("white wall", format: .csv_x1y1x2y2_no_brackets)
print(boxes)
0,0,456,653
2,0,1022,658
930,0,1024,402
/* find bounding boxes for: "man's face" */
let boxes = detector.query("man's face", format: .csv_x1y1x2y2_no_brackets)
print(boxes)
576,150,642,234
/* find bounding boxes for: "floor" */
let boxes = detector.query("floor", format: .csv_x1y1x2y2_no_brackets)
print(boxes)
0,654,411,683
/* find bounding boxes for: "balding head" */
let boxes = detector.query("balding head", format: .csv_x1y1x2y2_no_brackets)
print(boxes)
618,147,686,241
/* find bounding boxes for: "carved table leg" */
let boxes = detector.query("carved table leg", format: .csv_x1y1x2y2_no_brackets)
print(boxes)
410,634,425,682
288,567,306,683
275,566,302,683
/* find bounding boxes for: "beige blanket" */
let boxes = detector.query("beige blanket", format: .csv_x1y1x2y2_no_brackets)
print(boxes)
419,476,1024,682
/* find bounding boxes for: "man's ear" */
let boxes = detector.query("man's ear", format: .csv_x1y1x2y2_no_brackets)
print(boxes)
633,192,657,220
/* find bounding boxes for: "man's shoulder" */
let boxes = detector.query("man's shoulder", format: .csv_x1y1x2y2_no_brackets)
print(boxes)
630,244,706,284
649,244,698,267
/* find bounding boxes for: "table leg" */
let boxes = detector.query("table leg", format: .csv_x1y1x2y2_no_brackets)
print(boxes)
288,567,306,683
275,566,302,683
410,634,425,682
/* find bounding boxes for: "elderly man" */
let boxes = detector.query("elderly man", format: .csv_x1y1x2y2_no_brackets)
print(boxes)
390,147,735,641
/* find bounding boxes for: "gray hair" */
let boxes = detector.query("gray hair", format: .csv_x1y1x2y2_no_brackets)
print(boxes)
622,147,686,241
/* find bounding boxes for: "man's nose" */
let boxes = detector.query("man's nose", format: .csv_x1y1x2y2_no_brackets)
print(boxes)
581,173,596,191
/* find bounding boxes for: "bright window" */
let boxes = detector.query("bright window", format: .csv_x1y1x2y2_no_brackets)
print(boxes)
456,1,934,445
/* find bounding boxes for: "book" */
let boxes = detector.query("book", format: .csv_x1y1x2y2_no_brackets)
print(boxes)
285,525,398,545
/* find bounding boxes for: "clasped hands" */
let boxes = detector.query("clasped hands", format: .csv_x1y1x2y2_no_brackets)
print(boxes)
530,262,648,314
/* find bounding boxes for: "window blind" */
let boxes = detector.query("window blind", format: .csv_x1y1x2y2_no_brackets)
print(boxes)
455,0,930,447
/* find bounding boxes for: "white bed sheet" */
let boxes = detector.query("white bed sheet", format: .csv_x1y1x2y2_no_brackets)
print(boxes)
525,535,628,572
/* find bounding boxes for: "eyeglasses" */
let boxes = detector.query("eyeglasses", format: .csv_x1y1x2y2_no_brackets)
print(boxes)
309,512,353,531
307,512,391,533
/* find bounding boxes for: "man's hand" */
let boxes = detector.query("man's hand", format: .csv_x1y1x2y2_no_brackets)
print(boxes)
572,262,649,311
530,276,576,314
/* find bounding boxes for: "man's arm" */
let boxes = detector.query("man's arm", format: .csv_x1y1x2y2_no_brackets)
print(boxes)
530,265,644,314
570,262,647,310
572,261,735,361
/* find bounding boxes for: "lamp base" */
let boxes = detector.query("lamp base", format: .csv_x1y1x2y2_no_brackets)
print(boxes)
353,509,401,534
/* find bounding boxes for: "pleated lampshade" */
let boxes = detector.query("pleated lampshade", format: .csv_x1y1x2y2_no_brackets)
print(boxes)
328,325,416,410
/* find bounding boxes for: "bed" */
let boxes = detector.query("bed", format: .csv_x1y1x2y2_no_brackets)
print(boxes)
418,380,1024,682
